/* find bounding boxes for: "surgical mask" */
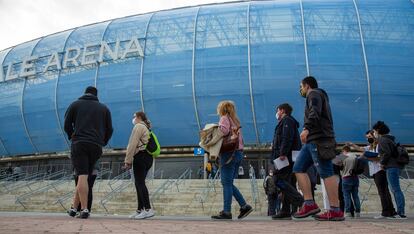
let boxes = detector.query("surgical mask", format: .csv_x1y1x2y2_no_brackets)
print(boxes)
300,88,307,98
276,112,280,120
269,172,273,176
132,118,137,125
374,131,379,139
367,138,374,144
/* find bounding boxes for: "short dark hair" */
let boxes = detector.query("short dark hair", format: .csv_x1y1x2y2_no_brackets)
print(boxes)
85,86,98,96
301,76,318,89
277,103,293,116
372,121,390,135
342,145,351,152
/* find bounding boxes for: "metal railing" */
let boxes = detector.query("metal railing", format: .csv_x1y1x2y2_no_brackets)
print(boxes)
150,168,192,206
249,169,259,210
99,168,163,213
15,170,72,209
198,171,220,210
358,174,375,207
2,170,68,194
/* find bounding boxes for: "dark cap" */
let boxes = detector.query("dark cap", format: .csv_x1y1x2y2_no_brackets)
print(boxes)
85,86,98,96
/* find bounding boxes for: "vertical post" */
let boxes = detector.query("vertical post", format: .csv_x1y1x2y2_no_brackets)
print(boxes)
299,0,310,76
191,7,202,131
352,0,372,128
247,2,260,145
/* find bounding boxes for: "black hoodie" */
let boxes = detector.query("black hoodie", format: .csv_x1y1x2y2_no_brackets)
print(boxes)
378,135,402,169
64,94,113,147
271,115,302,164
304,88,335,143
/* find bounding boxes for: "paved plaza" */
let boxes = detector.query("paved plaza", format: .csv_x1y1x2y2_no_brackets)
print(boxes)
0,212,413,234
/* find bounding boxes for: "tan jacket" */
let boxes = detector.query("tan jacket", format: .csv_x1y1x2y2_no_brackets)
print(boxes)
199,123,224,158
125,122,149,164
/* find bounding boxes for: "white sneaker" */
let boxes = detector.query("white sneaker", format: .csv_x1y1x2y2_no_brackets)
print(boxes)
345,212,353,218
144,209,155,218
374,215,386,219
129,210,142,219
394,214,407,220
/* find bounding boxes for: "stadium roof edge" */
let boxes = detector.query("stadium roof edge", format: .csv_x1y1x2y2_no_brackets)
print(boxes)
0,0,275,52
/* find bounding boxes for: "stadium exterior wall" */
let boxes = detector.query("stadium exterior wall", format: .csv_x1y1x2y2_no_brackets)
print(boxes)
0,0,413,157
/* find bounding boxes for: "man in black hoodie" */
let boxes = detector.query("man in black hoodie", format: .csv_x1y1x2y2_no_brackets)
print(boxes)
64,86,113,219
292,76,344,221
270,103,304,220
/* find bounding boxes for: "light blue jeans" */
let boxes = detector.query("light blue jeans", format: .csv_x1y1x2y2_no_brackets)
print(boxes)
220,150,247,213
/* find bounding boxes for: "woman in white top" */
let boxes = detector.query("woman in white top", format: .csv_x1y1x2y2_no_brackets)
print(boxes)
348,130,396,218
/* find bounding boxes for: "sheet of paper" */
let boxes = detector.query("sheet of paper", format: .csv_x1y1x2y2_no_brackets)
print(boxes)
292,151,300,162
273,157,289,170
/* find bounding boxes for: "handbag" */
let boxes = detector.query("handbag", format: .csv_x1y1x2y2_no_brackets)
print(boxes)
315,138,337,160
219,116,240,154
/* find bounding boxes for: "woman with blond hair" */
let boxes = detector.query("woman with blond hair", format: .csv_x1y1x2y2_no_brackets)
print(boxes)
124,111,155,219
211,100,253,220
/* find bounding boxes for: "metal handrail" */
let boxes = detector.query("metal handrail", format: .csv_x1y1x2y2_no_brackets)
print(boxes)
173,168,192,192
249,169,259,209
99,180,132,213
2,170,67,193
198,171,220,210
107,170,131,191
359,174,375,207
15,172,71,209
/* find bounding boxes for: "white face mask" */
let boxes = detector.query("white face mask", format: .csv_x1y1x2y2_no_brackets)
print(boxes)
276,112,280,120
374,131,379,138
132,118,137,125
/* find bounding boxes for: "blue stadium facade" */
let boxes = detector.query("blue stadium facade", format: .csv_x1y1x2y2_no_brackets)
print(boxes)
0,0,413,157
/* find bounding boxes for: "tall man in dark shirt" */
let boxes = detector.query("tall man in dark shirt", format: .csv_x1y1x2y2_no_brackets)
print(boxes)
292,76,344,221
64,86,113,218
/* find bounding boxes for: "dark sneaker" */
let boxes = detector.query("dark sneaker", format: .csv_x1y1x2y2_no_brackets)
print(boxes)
212,211,232,220
314,210,345,221
67,207,77,217
238,204,253,219
272,212,292,220
79,209,90,219
293,203,321,219
394,214,407,220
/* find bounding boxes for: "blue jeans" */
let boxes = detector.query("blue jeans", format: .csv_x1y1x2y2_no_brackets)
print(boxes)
292,143,334,179
342,177,361,213
220,150,247,213
386,167,405,215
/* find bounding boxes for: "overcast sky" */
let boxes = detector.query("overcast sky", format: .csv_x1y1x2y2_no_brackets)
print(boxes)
0,0,222,51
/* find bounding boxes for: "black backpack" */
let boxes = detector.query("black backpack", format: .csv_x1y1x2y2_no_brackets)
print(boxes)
351,157,366,176
394,142,409,166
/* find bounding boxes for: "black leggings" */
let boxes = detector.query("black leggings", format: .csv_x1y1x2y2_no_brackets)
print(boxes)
74,174,97,211
133,151,153,210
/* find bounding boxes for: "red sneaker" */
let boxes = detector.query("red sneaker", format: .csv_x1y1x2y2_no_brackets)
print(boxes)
292,203,321,219
314,210,345,221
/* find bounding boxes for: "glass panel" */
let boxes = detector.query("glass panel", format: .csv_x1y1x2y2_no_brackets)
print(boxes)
0,48,11,82
0,40,40,155
359,0,414,144
24,30,73,153
97,14,151,148
57,22,110,136
143,8,200,146
195,3,257,144
250,1,307,144
303,0,368,142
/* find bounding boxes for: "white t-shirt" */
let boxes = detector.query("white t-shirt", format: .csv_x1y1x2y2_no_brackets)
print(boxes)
365,145,381,176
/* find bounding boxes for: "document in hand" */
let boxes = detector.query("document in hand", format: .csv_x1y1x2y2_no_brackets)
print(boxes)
363,151,379,158
273,157,290,170
292,151,300,162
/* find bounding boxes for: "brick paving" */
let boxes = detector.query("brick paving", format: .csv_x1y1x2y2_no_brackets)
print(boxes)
0,212,413,234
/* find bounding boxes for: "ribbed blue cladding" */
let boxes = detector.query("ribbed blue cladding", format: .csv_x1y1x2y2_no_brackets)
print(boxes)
358,0,414,144
97,14,151,149
56,22,110,143
0,39,40,155
0,0,414,157
143,8,200,146
24,30,73,153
